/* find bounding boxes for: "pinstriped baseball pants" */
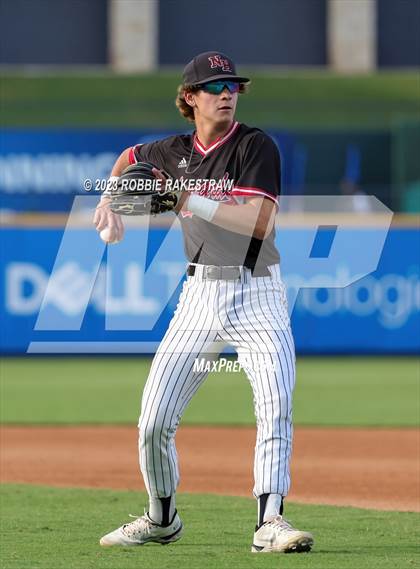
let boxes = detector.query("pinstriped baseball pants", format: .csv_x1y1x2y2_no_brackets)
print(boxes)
138,264,295,499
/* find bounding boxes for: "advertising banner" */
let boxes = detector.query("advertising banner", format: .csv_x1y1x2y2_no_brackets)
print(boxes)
1,225,417,354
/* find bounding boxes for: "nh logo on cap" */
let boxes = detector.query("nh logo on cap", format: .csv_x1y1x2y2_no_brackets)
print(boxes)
208,55,231,71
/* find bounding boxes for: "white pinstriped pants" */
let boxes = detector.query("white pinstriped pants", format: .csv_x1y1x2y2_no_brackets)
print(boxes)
138,264,295,499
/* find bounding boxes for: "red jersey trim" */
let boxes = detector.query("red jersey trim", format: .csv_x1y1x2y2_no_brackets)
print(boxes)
232,186,279,205
194,121,239,156
129,144,143,165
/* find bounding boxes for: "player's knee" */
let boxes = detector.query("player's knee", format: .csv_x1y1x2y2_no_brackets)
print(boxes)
139,423,155,447
138,416,170,448
139,425,154,449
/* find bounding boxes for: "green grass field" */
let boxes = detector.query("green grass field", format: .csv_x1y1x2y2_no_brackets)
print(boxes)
2,72,419,128
1,356,418,426
1,485,419,569
1,356,419,569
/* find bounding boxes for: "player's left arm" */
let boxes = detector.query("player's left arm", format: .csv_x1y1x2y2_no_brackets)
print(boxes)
177,132,280,239
173,190,276,239
210,196,276,239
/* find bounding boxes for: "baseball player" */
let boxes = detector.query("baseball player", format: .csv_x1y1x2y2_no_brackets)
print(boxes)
95,51,313,554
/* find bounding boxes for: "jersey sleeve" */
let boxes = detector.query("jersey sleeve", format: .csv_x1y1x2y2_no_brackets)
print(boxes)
128,141,163,167
232,132,281,206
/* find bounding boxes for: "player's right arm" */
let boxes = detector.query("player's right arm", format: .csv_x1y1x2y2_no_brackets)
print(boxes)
93,138,178,238
93,148,131,241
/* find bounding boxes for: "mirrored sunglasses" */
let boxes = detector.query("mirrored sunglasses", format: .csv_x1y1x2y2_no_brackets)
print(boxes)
200,81,240,95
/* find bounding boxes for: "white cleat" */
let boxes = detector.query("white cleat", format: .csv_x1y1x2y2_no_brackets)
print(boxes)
251,515,313,553
100,511,183,547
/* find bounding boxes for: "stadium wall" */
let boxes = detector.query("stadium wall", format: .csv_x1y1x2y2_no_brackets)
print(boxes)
1,0,419,69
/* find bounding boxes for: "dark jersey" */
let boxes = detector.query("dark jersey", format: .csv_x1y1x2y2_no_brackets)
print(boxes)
129,121,281,269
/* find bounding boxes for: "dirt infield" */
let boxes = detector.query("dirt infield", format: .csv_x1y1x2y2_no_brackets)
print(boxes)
1,425,419,512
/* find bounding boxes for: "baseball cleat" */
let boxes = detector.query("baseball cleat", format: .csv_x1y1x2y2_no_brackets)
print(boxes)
251,515,313,553
99,511,183,547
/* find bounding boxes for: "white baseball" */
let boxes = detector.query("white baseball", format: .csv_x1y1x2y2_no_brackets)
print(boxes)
100,227,120,244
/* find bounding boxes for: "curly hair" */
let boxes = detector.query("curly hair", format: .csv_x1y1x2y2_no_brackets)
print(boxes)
175,83,249,123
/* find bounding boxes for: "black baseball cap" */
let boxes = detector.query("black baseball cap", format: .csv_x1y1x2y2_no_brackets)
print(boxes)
182,51,250,85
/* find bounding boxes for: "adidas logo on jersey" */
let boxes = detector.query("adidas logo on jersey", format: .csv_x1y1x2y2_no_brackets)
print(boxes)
177,157,187,168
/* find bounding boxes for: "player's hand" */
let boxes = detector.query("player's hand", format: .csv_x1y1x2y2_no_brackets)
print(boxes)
151,168,188,213
93,197,125,242
152,167,170,188
173,191,189,213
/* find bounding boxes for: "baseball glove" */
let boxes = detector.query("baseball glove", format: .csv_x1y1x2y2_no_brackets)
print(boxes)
108,162,179,216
